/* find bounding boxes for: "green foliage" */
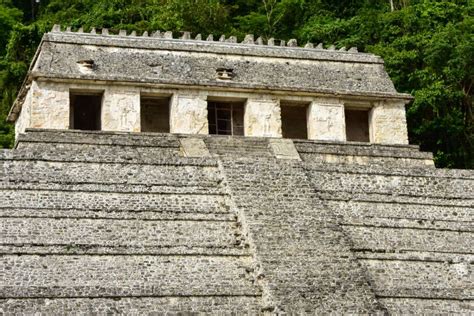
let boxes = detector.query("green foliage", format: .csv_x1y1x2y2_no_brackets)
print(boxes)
0,0,472,168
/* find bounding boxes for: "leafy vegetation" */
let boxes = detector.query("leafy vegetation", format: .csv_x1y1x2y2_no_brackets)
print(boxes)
0,0,472,168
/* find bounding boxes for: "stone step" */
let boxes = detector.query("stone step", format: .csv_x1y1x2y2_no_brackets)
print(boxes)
6,144,180,162
306,162,474,179
0,207,236,221
210,148,272,158
295,140,428,156
0,218,245,255
17,129,180,148
0,148,214,165
0,184,225,196
341,216,473,232
295,140,434,168
361,259,472,299
1,189,230,214
308,170,474,200
0,255,259,298
204,136,273,158
379,297,473,314
319,192,474,208
0,160,222,188
344,225,473,254
353,251,474,263
326,200,473,222
0,297,263,315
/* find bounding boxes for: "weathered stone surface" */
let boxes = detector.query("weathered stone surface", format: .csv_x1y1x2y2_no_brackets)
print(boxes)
219,157,384,313
0,217,244,255
29,40,401,97
0,297,263,315
1,255,259,297
14,88,32,138
180,137,210,157
269,138,301,160
379,298,474,314
295,139,434,167
204,135,273,158
0,129,472,314
370,101,409,144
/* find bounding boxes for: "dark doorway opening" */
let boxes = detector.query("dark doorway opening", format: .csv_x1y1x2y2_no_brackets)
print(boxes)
281,103,308,139
208,101,244,136
70,93,102,131
345,109,370,142
141,97,170,133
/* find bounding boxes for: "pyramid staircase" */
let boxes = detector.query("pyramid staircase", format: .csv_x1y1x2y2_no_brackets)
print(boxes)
1,129,472,314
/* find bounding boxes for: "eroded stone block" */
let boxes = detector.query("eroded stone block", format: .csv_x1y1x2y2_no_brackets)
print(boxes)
269,138,301,160
180,137,210,157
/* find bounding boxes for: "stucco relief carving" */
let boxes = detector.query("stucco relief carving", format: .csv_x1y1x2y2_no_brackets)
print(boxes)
170,95,208,135
308,102,345,141
245,98,282,137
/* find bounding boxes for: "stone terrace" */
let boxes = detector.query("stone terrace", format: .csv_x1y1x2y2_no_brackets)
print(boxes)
0,129,473,314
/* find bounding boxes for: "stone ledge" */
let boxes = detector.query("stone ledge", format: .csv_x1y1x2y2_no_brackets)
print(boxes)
0,208,236,221
18,129,180,148
325,200,473,222
0,255,261,298
341,217,473,232
45,32,383,64
0,296,263,315
353,251,474,263
305,162,473,179
379,297,474,315
0,183,226,196
1,217,242,250
2,189,230,213
318,192,474,207
0,245,250,256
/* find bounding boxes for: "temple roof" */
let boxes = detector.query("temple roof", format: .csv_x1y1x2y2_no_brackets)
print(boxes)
8,25,412,122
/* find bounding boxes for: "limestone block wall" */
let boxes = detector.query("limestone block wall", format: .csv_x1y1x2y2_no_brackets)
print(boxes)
14,88,32,138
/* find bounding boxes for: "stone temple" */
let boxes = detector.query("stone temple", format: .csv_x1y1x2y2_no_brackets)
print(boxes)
0,25,472,314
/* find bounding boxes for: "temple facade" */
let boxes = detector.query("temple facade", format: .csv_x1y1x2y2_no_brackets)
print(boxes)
9,25,410,145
